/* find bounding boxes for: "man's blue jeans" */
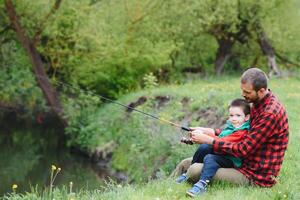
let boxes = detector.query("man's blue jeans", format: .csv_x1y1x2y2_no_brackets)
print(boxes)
191,144,234,183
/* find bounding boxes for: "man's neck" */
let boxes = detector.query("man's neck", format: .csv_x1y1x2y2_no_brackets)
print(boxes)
255,89,270,104
260,90,269,99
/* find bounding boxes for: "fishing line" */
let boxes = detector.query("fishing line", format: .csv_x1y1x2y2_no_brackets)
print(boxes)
0,102,193,144
34,74,192,132
0,75,194,144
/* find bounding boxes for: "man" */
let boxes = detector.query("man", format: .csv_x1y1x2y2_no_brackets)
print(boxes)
174,68,289,195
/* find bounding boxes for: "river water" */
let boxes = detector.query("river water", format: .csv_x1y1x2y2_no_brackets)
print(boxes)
0,120,114,196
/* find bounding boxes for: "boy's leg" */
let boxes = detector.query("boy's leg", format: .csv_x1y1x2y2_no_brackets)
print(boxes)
199,154,234,183
186,154,235,197
175,145,214,184
191,144,213,164
171,143,214,178
186,163,249,185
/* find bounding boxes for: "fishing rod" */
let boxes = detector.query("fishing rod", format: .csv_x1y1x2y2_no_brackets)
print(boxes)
1,75,195,145
0,103,194,144
35,75,193,133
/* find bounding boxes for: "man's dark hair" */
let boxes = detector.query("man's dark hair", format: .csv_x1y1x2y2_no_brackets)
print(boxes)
241,67,268,91
229,98,250,115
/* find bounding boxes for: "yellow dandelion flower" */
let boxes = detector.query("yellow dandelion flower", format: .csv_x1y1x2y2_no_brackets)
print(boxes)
52,165,57,171
12,184,18,189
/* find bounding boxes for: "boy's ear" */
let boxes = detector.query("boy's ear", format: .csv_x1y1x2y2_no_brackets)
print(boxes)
245,114,250,121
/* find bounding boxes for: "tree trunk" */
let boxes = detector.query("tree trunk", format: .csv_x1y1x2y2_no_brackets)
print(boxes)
5,0,67,127
214,38,234,76
258,32,281,77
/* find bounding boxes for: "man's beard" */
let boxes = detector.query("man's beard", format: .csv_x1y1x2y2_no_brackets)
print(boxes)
244,92,259,103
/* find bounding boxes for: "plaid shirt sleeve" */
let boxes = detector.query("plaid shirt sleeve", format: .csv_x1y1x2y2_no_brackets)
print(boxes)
212,112,276,157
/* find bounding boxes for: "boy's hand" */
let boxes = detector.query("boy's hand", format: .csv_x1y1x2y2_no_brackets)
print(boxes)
190,130,214,145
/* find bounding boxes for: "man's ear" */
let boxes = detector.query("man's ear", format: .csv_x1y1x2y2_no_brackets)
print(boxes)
258,87,266,96
245,114,250,121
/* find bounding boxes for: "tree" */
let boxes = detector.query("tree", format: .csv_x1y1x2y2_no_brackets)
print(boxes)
4,0,67,126
188,0,295,75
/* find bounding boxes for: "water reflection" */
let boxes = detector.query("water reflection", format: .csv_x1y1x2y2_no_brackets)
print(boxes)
0,126,111,195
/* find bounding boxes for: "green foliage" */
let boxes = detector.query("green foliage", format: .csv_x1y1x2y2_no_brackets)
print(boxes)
34,0,175,98
142,72,158,89
0,40,47,118
111,114,175,181
263,0,300,65
2,0,300,107
62,86,101,149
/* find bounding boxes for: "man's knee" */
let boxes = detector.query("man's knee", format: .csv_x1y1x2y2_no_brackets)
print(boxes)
186,163,203,183
214,168,250,185
170,157,192,177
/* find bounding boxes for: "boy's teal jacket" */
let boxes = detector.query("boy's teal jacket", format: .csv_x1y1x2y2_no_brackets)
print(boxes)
218,121,250,167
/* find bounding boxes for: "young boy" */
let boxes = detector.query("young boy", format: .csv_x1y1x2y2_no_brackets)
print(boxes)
176,98,250,197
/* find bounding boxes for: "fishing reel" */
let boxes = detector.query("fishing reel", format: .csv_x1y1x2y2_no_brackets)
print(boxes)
179,126,194,145
180,136,194,145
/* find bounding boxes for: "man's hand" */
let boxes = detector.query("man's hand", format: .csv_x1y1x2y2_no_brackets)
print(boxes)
190,130,214,145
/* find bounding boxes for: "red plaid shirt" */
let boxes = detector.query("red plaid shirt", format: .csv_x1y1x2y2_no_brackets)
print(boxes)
213,91,289,187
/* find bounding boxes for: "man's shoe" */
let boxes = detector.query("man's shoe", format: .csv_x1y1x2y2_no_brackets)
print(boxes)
175,173,188,183
186,181,207,197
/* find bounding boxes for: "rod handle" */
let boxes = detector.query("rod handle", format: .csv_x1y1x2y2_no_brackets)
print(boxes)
181,126,192,132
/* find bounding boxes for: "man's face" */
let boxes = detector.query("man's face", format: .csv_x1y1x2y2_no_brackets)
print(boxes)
240,82,259,103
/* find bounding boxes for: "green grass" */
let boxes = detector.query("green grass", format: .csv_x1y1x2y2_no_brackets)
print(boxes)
3,76,300,199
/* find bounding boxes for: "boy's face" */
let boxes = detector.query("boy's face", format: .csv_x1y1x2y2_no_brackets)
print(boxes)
228,106,249,128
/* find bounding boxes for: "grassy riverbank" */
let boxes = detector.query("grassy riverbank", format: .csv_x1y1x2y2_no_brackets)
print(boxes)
3,76,300,199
